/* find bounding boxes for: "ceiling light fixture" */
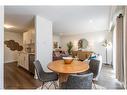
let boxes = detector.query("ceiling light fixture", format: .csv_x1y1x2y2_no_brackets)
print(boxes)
89,19,93,23
4,24,14,29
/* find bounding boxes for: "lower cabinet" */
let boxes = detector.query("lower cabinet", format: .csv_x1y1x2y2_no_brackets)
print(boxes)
18,52,35,74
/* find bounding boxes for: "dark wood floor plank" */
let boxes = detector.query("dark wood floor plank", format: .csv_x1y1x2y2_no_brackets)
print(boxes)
4,62,41,89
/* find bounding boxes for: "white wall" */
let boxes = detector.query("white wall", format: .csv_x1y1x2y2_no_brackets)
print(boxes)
53,34,61,47
0,6,4,89
61,31,113,64
113,26,116,72
124,7,127,89
107,31,113,65
35,16,52,71
4,31,23,63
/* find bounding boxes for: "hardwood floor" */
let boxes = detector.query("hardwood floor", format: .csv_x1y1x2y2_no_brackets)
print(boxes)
95,65,124,89
4,62,41,89
4,62,124,89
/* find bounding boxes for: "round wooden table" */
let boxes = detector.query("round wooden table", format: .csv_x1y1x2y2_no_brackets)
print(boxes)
48,60,89,86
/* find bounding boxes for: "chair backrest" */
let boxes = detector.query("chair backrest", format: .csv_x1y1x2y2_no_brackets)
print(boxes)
66,73,93,89
89,59,100,78
33,60,45,81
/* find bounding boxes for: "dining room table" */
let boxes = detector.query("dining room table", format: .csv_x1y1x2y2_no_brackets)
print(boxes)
47,59,89,87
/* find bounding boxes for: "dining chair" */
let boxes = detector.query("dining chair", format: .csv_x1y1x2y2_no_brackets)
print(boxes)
88,59,100,78
34,60,58,89
78,59,101,89
88,59,101,88
60,73,93,89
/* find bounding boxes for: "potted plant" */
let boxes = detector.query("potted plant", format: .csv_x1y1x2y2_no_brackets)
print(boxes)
67,41,73,55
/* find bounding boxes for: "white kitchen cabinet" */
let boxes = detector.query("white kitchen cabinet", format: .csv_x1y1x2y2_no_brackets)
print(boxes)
23,29,35,44
31,29,35,43
17,52,35,74
24,54,29,70
17,52,29,70
18,52,23,68
23,31,30,44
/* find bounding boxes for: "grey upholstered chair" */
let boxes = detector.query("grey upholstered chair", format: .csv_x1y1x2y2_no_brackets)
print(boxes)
89,59,101,88
60,73,93,89
79,59,101,78
78,59,101,88
88,59,100,79
34,60,58,89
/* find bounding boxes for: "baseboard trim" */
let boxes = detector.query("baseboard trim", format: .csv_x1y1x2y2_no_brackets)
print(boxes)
4,61,17,64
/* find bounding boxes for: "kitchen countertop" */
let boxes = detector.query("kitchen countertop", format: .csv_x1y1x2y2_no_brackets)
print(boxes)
19,51,35,54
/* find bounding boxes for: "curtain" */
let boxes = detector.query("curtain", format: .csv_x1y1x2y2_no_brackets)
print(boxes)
116,14,124,83
124,7,127,89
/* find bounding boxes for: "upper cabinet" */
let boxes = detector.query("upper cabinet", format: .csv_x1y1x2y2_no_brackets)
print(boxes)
31,29,35,43
23,31,30,44
23,29,35,44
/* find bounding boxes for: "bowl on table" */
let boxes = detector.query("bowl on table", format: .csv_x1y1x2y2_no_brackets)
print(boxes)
62,57,74,64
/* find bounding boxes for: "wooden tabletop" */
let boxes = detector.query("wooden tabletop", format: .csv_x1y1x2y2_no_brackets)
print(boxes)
48,60,89,74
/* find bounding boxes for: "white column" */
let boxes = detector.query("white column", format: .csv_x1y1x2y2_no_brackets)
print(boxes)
35,15,52,72
0,6,4,89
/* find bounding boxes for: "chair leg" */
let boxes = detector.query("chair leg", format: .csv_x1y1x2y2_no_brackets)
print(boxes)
92,80,96,89
41,82,45,89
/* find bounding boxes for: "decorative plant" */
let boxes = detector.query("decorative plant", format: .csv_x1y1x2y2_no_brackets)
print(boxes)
67,41,73,55
102,40,110,48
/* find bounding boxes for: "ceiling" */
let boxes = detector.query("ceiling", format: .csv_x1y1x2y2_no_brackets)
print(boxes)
5,6,111,35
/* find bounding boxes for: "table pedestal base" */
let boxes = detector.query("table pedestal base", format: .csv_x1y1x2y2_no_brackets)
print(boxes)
59,73,69,87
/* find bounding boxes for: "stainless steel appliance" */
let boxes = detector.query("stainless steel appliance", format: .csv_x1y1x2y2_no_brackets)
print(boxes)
29,54,35,74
